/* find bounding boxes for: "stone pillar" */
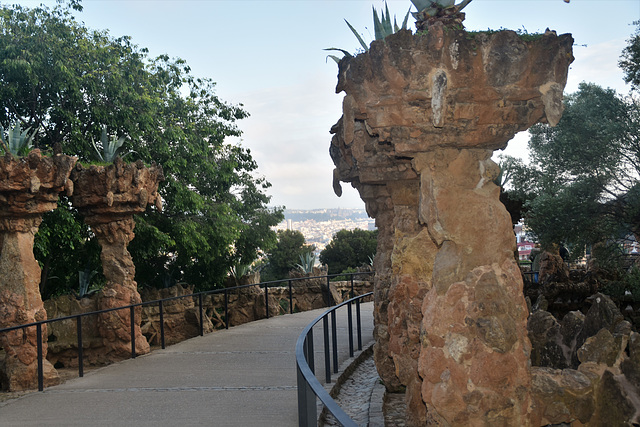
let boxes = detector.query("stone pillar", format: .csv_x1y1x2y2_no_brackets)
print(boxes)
330,27,573,425
71,158,163,360
0,150,76,390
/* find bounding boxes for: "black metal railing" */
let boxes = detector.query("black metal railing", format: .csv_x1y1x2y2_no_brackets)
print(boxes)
296,291,373,427
0,271,373,392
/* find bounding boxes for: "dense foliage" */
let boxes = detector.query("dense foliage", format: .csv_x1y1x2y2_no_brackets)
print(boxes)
319,229,377,275
508,23,640,268
261,230,314,281
513,83,639,262
0,3,283,294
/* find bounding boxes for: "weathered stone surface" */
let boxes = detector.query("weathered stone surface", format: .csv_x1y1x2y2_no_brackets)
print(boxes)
0,151,76,390
573,293,625,367
531,367,595,425
70,159,163,360
590,370,639,426
538,250,570,284
139,284,213,346
528,310,569,369
577,328,625,367
330,27,573,426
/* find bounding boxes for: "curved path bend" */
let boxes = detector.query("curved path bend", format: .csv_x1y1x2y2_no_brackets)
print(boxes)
0,303,374,427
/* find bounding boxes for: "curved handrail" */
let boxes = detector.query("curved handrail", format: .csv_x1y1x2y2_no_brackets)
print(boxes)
295,292,373,427
0,271,374,391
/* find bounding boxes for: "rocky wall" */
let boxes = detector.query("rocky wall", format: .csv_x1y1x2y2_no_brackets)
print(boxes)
70,159,163,361
330,27,573,425
44,280,373,367
0,150,76,390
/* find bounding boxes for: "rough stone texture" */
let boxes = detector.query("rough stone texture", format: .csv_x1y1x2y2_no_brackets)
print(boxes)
0,150,76,390
525,294,640,425
330,26,573,426
528,310,569,369
140,284,214,346
538,250,570,284
70,158,163,361
531,367,595,425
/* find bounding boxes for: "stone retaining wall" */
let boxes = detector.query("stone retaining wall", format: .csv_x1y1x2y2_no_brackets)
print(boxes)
42,279,373,367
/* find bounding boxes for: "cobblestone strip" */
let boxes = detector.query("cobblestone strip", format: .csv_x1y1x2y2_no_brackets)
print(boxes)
321,357,379,427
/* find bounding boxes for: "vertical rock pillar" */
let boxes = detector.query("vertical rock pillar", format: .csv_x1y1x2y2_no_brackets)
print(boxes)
0,150,76,390
71,158,163,360
330,27,573,425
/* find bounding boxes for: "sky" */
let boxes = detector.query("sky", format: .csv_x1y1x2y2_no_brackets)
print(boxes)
14,0,640,210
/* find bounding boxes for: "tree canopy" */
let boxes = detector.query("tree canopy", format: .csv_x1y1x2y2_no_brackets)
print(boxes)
319,229,377,275
0,3,283,294
511,79,640,262
261,230,314,281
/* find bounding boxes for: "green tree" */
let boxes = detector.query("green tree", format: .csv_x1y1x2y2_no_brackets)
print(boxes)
620,21,640,91
261,230,314,281
320,229,377,275
513,82,639,261
0,3,283,292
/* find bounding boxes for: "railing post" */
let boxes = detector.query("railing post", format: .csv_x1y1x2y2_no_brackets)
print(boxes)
130,306,136,359
159,299,166,349
36,323,43,391
307,328,314,375
356,298,362,351
347,301,354,358
288,279,293,314
265,284,270,319
350,274,354,299
224,289,229,329
76,316,84,377
323,316,331,384
198,293,204,336
297,363,317,427
326,275,332,307
331,310,338,374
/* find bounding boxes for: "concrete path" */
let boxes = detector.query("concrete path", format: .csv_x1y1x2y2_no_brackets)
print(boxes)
0,302,374,427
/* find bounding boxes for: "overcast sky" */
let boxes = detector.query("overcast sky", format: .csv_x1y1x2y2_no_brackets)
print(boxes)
17,0,640,209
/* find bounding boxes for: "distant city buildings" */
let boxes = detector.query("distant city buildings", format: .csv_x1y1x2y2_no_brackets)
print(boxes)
275,208,376,253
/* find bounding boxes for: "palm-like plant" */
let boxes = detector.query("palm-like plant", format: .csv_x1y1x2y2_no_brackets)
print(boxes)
91,126,134,162
0,122,36,157
326,1,411,63
296,252,317,274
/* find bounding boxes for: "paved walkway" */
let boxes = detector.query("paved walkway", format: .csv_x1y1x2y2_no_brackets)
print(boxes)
0,302,374,427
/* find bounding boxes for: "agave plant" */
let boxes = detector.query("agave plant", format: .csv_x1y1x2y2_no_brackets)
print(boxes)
0,122,36,157
229,262,253,285
91,126,134,162
296,252,317,274
325,1,411,63
411,0,472,20
74,267,99,299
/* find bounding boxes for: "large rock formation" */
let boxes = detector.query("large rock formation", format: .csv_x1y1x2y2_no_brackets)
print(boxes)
71,158,162,360
330,27,573,425
528,294,640,425
0,150,76,390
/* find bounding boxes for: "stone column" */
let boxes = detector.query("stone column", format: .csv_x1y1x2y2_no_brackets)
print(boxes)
71,158,163,360
330,27,573,425
0,150,76,390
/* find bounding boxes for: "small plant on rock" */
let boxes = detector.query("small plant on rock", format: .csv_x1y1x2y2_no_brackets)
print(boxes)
296,252,317,274
72,267,99,299
91,126,135,162
325,1,411,63
0,122,36,157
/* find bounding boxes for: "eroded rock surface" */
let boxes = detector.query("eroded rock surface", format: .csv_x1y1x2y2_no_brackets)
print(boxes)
71,158,162,360
330,27,573,425
0,150,76,390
